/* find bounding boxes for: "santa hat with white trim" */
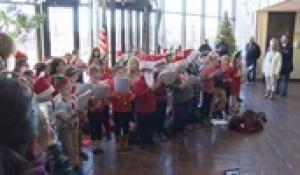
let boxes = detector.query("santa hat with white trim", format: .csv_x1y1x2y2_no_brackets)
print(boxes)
139,54,167,70
33,77,55,102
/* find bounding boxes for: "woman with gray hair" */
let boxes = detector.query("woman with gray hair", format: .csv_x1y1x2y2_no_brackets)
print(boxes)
262,38,282,100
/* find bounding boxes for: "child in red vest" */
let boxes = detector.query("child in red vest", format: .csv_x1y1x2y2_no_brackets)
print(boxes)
110,66,135,151
87,65,107,154
132,68,157,147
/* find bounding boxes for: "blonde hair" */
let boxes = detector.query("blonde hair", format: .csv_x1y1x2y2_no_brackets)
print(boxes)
270,38,279,52
126,57,139,77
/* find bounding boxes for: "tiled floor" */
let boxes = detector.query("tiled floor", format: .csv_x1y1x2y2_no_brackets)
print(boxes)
84,83,300,175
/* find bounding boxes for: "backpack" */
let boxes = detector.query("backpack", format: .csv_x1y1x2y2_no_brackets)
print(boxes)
228,110,267,133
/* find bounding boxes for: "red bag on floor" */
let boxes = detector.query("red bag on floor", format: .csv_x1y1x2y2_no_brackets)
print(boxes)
228,110,267,133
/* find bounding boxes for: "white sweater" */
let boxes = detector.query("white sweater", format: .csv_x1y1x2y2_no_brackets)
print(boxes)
262,51,282,77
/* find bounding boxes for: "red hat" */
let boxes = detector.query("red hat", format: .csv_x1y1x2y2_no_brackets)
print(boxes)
15,51,27,60
34,77,55,101
139,54,167,70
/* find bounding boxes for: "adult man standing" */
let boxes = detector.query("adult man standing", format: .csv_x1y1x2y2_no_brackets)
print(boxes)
277,35,293,97
215,38,229,57
245,37,261,84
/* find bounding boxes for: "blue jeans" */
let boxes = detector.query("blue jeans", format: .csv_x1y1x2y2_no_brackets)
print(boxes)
246,61,257,83
276,73,290,96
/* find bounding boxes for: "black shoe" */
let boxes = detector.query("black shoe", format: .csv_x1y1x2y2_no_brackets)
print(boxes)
79,151,89,161
93,148,104,155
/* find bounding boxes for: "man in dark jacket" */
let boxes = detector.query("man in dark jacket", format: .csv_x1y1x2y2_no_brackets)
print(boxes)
277,35,293,97
199,39,212,56
245,37,261,84
215,39,229,57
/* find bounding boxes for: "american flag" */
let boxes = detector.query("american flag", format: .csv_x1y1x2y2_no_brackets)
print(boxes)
99,7,108,56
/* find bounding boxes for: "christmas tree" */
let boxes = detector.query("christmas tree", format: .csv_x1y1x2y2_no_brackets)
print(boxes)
216,12,236,57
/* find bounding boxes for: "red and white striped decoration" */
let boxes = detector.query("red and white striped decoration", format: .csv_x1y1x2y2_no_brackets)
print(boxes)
99,28,108,56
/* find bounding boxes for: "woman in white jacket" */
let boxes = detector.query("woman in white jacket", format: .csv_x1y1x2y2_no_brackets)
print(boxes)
262,38,282,99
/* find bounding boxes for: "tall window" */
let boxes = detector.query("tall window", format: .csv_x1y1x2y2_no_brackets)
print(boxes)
222,0,233,17
205,0,218,17
186,15,201,49
205,17,218,47
115,9,122,51
186,0,202,14
79,6,91,62
165,0,183,13
165,13,182,47
49,7,74,56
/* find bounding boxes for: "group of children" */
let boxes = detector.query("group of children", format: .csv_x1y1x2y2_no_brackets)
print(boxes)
10,47,243,174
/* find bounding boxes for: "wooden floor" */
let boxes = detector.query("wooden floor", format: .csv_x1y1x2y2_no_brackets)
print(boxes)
83,82,300,175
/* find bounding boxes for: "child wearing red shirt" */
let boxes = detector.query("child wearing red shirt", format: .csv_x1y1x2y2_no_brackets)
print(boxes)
132,70,157,147
87,66,107,154
230,55,242,113
200,58,219,124
110,66,135,151
221,55,233,115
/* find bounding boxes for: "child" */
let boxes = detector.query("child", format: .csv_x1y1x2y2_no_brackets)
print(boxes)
87,65,107,154
169,63,193,136
132,67,157,148
230,51,242,113
110,66,135,151
221,55,232,116
54,77,81,173
65,65,89,161
200,53,218,124
50,58,66,97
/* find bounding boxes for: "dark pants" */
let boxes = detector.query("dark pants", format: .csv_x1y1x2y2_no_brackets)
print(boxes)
173,102,192,134
137,112,155,145
201,92,214,120
114,112,132,137
155,101,167,135
103,106,111,138
277,73,290,96
224,85,231,115
88,111,104,141
246,60,257,83
190,96,200,123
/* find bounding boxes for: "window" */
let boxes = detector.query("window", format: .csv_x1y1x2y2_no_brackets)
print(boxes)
49,7,74,57
205,0,218,17
150,12,156,52
79,6,91,63
165,13,182,47
115,9,121,51
186,15,201,49
165,0,183,13
124,10,130,52
132,11,137,50
186,0,202,15
205,17,218,47
222,0,233,18
139,11,143,50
